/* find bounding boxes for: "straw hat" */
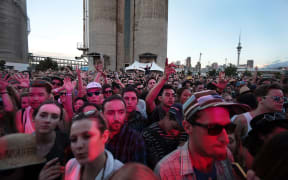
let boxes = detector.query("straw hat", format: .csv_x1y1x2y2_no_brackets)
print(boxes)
239,86,251,95
0,133,46,170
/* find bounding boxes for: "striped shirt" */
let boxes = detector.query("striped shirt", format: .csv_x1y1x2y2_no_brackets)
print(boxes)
142,122,188,168
106,124,147,164
154,142,235,180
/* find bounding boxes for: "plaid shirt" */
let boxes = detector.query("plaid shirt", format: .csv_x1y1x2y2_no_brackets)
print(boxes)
154,142,234,180
106,124,147,164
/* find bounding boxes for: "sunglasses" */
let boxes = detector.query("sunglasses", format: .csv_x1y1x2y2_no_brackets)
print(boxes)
60,92,66,96
104,90,113,94
52,82,62,86
263,96,287,103
190,121,236,135
87,91,101,97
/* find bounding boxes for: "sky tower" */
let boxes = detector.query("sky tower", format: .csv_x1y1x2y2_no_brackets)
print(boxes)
236,34,242,66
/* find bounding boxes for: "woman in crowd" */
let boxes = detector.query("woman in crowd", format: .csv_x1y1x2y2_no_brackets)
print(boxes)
73,97,87,113
176,87,192,104
65,110,123,180
33,101,72,180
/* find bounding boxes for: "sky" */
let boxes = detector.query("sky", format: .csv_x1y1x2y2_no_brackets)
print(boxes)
27,0,288,67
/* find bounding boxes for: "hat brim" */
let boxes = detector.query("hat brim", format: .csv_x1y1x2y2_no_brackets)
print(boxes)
198,102,251,117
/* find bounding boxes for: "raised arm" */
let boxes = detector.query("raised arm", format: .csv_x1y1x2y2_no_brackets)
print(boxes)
145,59,176,113
62,77,76,122
0,74,14,112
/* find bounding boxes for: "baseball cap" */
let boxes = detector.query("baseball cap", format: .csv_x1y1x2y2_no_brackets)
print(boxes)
86,82,102,89
0,133,46,170
183,90,250,123
169,103,184,129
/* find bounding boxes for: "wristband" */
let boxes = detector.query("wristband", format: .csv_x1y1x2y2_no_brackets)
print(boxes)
0,91,8,95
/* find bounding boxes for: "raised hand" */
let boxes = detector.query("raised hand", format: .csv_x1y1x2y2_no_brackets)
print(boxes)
63,77,76,93
164,58,176,80
0,74,12,91
13,73,30,88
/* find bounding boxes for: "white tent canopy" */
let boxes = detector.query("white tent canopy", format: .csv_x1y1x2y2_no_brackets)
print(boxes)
125,61,164,72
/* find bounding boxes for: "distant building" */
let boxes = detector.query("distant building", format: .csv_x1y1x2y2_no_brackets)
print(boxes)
195,62,201,73
0,0,29,69
186,57,191,68
85,0,168,71
247,60,254,69
211,62,218,70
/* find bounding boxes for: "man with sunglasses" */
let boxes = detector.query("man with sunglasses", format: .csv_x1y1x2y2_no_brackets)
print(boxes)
155,90,249,180
86,82,104,109
232,83,284,138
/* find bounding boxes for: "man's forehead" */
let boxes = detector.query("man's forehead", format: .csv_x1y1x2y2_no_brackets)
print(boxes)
104,100,125,109
29,87,47,93
124,91,137,97
268,89,283,95
163,89,175,93
197,107,230,123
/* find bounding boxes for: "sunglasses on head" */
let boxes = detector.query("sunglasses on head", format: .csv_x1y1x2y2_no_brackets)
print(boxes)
87,91,101,97
252,112,287,127
190,121,236,136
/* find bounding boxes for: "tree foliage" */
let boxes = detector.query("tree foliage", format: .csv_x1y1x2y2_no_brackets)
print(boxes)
207,69,217,77
243,70,252,77
0,60,6,70
224,64,237,77
35,57,58,71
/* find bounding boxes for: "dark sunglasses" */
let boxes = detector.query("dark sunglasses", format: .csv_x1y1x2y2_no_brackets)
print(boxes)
60,92,66,96
104,90,113,94
137,87,143,90
87,91,101,97
190,121,236,135
52,82,62,86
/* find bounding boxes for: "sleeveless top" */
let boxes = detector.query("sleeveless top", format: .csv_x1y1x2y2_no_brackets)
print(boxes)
22,106,35,134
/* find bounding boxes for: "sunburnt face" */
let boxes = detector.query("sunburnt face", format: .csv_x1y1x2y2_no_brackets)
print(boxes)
29,87,50,109
103,100,126,133
189,107,230,160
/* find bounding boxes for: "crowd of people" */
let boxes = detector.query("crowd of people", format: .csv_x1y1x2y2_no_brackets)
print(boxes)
0,59,288,180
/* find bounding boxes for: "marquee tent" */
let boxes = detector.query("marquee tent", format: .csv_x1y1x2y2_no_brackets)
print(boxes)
125,61,164,72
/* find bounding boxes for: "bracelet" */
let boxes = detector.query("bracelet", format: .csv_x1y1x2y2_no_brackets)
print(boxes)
66,93,72,96
0,91,8,95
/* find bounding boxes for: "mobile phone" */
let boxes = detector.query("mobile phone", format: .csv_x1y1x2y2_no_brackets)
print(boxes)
115,72,119,80
232,162,246,180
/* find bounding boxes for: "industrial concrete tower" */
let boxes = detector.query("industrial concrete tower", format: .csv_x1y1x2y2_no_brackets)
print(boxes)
86,0,168,70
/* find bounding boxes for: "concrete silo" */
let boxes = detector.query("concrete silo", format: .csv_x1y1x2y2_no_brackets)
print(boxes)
88,0,118,70
133,0,168,68
0,0,29,64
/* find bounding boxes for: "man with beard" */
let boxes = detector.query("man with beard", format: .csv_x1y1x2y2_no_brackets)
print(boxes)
103,95,146,164
155,90,249,179
15,80,52,133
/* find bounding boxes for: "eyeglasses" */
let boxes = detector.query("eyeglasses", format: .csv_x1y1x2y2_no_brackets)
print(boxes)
87,91,101,97
104,90,113,94
263,96,287,103
190,121,236,135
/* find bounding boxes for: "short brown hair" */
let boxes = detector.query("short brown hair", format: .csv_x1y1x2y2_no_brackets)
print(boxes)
254,83,282,98
30,80,52,94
